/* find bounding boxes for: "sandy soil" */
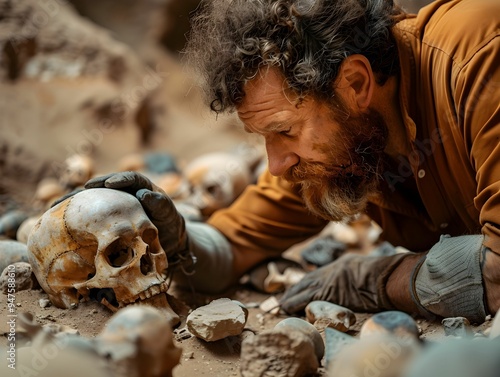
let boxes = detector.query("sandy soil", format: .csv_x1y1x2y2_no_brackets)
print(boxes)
0,274,494,377
0,232,495,377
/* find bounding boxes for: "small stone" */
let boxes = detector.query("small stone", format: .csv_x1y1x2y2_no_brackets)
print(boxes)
305,301,356,332
44,323,80,336
240,326,319,377
144,152,179,174
0,210,29,239
328,334,421,377
39,298,52,308
16,216,40,244
324,327,357,369
274,318,325,361
0,240,30,272
442,317,471,337
359,311,420,341
186,298,248,342
0,262,34,294
173,327,193,341
404,337,500,377
300,236,346,267
259,296,280,314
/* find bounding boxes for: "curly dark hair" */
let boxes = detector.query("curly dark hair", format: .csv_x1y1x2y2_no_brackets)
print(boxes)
184,0,405,114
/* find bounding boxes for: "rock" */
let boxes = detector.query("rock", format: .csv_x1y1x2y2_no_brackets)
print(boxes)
305,301,356,332
369,241,397,257
240,324,320,377
274,318,325,361
16,216,40,244
259,296,281,315
0,262,34,293
143,152,179,174
442,317,472,337
359,311,420,341
328,334,421,377
324,327,357,369
186,298,248,342
0,240,30,272
39,298,52,308
1,338,110,377
96,306,181,377
33,178,67,210
300,236,346,267
404,337,500,377
0,210,29,239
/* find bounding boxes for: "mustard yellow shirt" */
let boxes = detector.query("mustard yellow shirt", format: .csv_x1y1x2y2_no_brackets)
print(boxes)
208,0,500,270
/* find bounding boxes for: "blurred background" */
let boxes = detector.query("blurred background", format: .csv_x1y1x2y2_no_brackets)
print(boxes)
0,0,434,212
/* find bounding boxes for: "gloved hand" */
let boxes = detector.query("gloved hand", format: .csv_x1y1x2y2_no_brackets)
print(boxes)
85,172,192,270
280,252,411,314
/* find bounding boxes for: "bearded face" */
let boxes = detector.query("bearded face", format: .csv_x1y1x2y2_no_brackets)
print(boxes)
283,108,388,222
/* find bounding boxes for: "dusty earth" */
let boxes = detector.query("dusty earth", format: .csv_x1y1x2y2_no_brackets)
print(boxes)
2,1,493,376
0,229,495,377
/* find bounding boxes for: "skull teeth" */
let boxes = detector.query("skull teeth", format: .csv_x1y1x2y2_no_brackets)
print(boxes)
123,281,169,305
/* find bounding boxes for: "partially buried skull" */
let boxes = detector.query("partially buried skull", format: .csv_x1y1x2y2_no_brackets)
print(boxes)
182,152,252,218
27,188,177,322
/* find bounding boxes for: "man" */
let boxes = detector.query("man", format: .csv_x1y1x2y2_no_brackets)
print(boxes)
86,0,500,324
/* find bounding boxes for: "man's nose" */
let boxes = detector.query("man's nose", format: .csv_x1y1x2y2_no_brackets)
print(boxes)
265,140,299,176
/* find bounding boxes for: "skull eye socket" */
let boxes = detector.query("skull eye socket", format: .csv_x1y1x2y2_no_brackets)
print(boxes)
205,184,222,198
106,239,135,267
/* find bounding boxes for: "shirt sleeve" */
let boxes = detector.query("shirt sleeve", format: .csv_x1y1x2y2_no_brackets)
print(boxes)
207,169,328,267
455,33,500,253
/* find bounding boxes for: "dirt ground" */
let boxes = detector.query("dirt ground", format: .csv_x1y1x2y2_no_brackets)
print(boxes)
0,233,495,377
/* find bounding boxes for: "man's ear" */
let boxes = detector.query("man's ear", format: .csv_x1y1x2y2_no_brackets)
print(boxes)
336,54,374,111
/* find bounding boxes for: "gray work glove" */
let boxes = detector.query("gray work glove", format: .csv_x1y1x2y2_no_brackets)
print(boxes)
280,252,411,314
85,172,193,272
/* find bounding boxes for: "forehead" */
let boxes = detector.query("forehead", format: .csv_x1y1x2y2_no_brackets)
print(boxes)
237,67,300,119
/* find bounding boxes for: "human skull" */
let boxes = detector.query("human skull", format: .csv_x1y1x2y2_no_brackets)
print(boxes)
182,152,252,217
59,154,94,189
96,306,182,377
27,188,174,316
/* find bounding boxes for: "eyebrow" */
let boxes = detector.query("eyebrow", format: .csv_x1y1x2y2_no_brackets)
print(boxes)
244,121,290,134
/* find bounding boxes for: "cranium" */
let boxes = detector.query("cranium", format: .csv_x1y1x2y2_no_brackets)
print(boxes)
27,188,176,319
96,306,182,377
182,152,252,217
59,154,94,189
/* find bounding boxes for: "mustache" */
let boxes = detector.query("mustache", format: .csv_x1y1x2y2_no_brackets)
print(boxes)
282,160,342,184
282,158,366,185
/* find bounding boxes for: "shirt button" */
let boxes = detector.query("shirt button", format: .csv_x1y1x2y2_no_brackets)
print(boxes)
417,169,426,178
440,223,449,229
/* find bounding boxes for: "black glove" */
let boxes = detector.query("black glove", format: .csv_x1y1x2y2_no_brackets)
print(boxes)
280,252,410,314
85,172,192,270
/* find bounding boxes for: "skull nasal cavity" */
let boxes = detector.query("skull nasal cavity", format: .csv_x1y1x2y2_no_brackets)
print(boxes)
140,253,153,275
